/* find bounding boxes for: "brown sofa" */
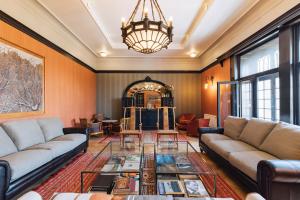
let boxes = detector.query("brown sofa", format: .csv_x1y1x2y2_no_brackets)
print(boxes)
198,116,300,200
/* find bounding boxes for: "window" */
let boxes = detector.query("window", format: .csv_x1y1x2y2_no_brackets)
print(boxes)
238,37,280,122
241,81,252,119
240,38,279,78
257,74,279,121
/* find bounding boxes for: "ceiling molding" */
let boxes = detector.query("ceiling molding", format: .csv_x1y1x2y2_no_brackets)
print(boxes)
199,1,300,73
36,0,100,57
198,0,300,68
96,70,201,73
0,11,96,73
181,0,214,47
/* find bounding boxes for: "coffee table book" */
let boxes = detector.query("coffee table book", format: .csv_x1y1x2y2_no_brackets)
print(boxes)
157,180,185,196
88,174,116,193
183,180,209,197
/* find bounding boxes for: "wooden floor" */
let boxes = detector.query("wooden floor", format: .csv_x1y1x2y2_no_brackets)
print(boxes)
88,132,250,199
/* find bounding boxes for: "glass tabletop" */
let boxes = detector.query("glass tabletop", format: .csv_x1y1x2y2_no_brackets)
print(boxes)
155,141,216,175
83,141,142,174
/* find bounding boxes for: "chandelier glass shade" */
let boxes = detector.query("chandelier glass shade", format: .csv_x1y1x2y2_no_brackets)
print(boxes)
121,0,173,54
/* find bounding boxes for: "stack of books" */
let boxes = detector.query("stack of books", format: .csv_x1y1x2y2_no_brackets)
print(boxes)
89,174,116,193
112,177,139,195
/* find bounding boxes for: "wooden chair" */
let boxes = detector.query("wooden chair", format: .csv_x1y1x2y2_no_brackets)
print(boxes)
120,107,142,147
156,107,179,145
79,118,104,137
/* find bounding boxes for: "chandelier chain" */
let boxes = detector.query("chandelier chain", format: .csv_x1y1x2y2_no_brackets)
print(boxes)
150,0,155,21
154,0,167,24
127,0,142,25
141,0,146,20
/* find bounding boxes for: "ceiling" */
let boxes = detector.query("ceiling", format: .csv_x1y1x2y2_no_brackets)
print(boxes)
36,0,259,59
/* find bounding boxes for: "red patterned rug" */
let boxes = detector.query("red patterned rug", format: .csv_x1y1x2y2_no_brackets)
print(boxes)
34,151,241,200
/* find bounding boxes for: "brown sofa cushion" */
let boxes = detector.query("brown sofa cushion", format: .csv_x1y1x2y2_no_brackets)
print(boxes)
260,122,300,160
228,151,278,181
208,140,257,160
239,118,276,148
224,116,248,139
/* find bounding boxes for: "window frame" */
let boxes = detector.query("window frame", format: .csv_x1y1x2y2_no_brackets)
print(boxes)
236,35,280,121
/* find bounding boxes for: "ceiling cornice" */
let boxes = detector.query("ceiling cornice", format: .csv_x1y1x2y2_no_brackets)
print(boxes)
181,0,214,47
0,10,97,73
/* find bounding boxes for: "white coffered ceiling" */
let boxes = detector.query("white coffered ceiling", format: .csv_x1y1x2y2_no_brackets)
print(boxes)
36,0,259,59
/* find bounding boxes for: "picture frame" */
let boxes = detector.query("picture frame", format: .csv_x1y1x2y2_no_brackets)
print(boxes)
0,38,45,118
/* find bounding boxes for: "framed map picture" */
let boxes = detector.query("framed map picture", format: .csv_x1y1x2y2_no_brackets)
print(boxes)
0,39,45,117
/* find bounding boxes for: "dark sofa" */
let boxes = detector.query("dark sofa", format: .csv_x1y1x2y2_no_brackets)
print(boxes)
198,116,300,200
0,118,88,200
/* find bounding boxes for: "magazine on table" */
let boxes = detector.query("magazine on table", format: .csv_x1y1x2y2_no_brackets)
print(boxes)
112,177,139,195
122,161,140,171
125,154,141,163
157,180,185,195
183,180,209,197
101,164,121,172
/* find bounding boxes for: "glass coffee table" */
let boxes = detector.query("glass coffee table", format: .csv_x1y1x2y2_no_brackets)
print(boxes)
80,141,142,195
153,141,217,197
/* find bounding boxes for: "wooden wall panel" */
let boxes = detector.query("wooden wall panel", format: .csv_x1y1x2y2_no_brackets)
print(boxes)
0,21,96,126
96,73,202,119
201,58,231,116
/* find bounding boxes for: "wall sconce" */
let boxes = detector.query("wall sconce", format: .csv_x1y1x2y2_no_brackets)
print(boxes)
204,76,214,89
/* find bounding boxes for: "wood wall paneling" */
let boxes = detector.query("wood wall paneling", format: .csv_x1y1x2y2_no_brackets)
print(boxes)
96,73,202,119
0,21,96,126
201,58,231,116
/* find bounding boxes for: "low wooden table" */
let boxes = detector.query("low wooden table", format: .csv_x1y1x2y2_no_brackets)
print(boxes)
157,129,179,145
120,130,142,147
102,119,118,135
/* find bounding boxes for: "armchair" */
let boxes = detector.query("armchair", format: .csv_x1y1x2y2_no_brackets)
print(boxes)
176,113,196,131
186,118,210,137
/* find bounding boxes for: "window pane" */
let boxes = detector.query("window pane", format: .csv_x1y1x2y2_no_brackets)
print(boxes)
241,81,252,119
240,38,279,78
256,73,280,121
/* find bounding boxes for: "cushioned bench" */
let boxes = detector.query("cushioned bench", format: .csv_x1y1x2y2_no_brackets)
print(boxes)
0,117,88,200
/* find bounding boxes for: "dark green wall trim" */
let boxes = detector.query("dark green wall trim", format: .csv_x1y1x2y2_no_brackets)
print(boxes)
0,11,97,73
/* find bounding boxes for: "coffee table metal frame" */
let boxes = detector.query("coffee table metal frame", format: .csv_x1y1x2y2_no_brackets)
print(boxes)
80,141,142,194
153,141,217,197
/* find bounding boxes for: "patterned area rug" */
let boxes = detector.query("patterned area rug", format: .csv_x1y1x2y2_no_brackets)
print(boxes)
34,140,241,200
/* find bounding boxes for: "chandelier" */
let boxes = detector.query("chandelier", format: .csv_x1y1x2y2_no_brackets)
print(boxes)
121,0,173,54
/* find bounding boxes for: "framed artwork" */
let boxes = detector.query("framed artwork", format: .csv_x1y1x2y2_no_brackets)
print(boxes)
0,39,45,117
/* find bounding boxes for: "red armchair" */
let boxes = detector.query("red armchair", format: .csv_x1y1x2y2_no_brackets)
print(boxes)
177,113,196,131
186,118,210,137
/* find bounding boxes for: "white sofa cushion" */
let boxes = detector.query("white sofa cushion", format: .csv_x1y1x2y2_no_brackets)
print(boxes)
260,122,300,160
208,140,257,160
228,151,278,181
27,140,79,158
239,118,276,148
52,133,86,144
2,149,53,181
37,117,64,141
2,120,45,150
223,116,248,139
201,134,231,146
0,127,18,157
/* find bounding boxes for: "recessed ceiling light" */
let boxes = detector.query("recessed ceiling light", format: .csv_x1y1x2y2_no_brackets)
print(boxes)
99,51,107,57
190,52,197,58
